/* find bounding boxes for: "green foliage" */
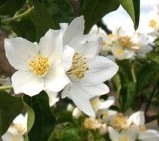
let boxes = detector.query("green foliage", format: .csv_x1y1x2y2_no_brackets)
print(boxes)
0,91,24,136
80,0,120,33
23,91,56,141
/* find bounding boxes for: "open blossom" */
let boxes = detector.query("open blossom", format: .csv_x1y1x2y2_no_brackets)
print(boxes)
129,111,159,141
2,114,27,141
60,16,118,117
4,29,74,96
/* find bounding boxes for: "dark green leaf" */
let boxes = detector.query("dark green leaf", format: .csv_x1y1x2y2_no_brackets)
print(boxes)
118,0,140,29
30,0,59,41
11,19,36,42
23,91,56,141
136,63,159,92
0,0,25,16
42,0,74,23
119,82,136,112
0,91,24,135
80,0,120,33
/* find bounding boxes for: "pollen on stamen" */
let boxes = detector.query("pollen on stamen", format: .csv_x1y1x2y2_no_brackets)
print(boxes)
29,55,49,77
67,52,89,79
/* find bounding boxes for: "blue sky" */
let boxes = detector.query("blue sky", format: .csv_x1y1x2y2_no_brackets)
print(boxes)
103,0,159,33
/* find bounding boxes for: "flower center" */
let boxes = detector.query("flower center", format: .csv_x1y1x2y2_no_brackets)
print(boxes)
67,52,89,79
119,36,134,49
111,114,129,130
149,19,158,28
139,125,146,132
29,55,49,77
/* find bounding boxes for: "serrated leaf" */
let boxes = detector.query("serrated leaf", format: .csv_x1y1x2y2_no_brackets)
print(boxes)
23,91,56,141
0,91,24,136
118,0,140,29
30,0,59,41
80,0,120,33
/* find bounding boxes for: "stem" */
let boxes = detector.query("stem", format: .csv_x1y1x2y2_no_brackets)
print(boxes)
144,86,157,116
0,85,12,90
131,62,136,83
1,6,34,24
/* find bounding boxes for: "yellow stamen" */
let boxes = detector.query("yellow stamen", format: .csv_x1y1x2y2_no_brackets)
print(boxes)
119,36,134,49
67,52,89,79
111,114,129,130
149,19,158,28
29,55,49,77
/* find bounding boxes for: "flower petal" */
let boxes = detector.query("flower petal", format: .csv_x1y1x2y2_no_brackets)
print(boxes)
39,29,63,63
68,35,102,58
82,56,118,84
138,130,159,141
79,83,109,99
108,126,120,141
128,111,145,126
2,132,24,141
62,83,95,117
12,71,44,96
4,37,38,70
46,91,59,106
63,16,84,45
44,64,70,92
62,45,75,71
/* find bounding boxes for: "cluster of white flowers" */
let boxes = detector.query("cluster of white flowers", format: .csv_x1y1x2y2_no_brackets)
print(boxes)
81,96,159,141
4,16,118,117
90,25,153,60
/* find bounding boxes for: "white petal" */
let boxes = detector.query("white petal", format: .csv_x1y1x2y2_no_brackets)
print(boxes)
44,64,70,92
82,56,118,84
138,130,159,141
39,29,63,63
63,84,95,117
62,45,75,71
98,96,115,109
121,127,138,141
12,71,44,96
2,132,24,141
80,83,109,99
4,37,38,70
108,126,120,141
68,35,102,58
60,23,68,33
129,111,145,126
63,16,84,45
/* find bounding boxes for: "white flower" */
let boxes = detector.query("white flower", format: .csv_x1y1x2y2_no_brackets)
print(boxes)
128,111,159,141
46,91,59,107
5,29,74,96
2,114,27,141
108,126,138,141
60,16,118,117
91,96,117,121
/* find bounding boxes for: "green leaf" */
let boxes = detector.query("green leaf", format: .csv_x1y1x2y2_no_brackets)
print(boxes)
30,0,59,41
119,82,136,112
11,19,36,42
80,0,120,33
118,0,140,29
42,0,74,23
136,63,159,92
23,91,56,141
0,0,25,16
0,91,24,136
